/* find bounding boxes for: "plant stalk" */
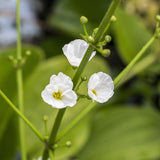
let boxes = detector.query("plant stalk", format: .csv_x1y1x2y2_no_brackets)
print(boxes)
0,90,44,142
16,0,26,159
114,35,156,88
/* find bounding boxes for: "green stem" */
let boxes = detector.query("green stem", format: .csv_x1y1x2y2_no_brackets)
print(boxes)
42,1,120,159
49,109,66,145
0,90,44,142
114,35,156,88
94,0,120,42
17,70,26,160
49,150,54,160
16,0,26,159
101,21,111,40
124,54,156,83
42,108,66,160
83,24,89,37
72,46,95,88
56,102,97,142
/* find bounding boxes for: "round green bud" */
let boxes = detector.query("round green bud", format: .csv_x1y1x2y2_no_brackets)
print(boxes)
93,28,99,35
8,55,14,61
43,115,48,121
25,50,31,56
102,49,111,57
80,16,88,24
81,76,87,81
156,15,160,22
111,15,117,22
17,57,24,66
94,28,99,32
66,141,72,147
105,35,112,43
88,36,95,43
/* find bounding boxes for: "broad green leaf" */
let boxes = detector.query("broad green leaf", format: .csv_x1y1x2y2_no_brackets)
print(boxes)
0,114,19,160
112,8,152,64
49,0,112,37
23,55,110,159
78,106,160,160
0,45,44,160
40,35,72,58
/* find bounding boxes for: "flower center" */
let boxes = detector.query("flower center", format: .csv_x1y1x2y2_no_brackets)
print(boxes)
91,89,97,96
53,90,62,100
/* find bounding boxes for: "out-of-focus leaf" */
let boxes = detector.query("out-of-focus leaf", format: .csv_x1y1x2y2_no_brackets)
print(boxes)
0,115,18,160
40,35,72,58
49,0,112,37
78,106,160,160
112,8,152,64
23,55,110,159
0,45,44,160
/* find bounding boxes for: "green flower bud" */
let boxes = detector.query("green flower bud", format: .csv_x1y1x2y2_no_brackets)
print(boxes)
43,115,48,121
8,55,14,61
66,141,72,147
88,36,95,43
17,57,24,66
105,35,112,43
80,16,88,24
81,76,87,81
102,49,111,57
25,50,31,56
110,15,117,22
156,15,160,22
92,28,99,37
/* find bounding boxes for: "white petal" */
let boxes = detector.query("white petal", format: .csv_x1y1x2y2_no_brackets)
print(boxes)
41,84,58,106
62,39,96,67
50,72,73,91
88,72,114,103
89,51,96,61
88,73,99,89
62,90,77,107
51,99,66,109
88,89,97,101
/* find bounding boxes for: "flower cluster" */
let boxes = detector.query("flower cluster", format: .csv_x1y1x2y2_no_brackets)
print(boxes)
41,39,114,109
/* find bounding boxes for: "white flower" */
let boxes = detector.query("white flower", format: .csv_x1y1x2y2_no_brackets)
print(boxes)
62,39,96,67
41,72,77,109
88,72,114,103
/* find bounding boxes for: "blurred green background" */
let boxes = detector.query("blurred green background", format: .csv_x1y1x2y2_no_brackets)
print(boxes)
0,0,160,159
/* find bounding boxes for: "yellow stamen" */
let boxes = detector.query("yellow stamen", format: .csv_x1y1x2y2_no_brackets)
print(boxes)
53,90,62,100
91,89,97,96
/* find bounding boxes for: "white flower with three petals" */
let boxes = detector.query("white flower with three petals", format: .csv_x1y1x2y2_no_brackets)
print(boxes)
88,72,114,103
62,39,96,67
41,72,77,109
